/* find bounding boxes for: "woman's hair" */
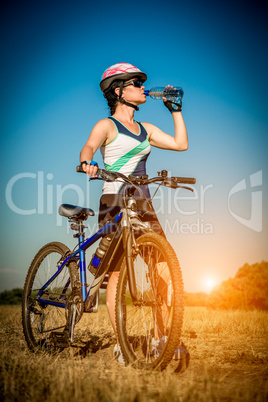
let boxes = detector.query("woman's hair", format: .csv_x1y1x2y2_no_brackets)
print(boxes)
103,80,123,115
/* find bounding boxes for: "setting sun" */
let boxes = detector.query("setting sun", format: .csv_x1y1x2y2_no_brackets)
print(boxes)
203,277,216,293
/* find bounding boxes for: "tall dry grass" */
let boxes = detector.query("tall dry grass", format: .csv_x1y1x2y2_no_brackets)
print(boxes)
0,305,267,401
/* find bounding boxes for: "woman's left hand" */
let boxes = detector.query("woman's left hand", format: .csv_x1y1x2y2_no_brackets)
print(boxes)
163,85,182,113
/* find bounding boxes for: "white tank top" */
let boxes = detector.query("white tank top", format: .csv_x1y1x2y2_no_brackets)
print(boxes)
100,117,151,195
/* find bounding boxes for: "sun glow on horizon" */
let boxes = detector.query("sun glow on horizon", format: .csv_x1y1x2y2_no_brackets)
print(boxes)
203,277,217,293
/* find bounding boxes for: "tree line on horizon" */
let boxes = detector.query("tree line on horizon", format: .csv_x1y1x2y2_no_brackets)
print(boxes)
207,260,268,310
184,261,268,310
1,261,267,310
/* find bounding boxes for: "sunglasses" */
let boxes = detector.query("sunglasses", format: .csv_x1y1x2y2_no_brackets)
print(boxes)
123,80,143,88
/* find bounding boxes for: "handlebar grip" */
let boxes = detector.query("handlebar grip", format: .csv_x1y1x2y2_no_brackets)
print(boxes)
76,165,106,179
76,165,85,173
175,177,196,184
76,165,102,174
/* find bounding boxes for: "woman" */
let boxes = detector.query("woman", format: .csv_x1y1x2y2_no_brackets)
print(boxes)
80,63,188,364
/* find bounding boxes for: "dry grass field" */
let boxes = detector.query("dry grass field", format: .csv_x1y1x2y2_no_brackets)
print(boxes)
0,305,267,401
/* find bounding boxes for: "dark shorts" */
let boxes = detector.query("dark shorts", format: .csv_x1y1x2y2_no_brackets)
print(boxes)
98,194,165,272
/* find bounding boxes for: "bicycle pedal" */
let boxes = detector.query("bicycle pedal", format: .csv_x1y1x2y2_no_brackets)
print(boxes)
49,331,70,347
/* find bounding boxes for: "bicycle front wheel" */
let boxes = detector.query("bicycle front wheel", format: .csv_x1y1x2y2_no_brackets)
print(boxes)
22,242,79,351
116,233,184,370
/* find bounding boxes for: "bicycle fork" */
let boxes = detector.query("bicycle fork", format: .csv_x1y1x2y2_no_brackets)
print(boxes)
124,225,138,302
122,206,151,305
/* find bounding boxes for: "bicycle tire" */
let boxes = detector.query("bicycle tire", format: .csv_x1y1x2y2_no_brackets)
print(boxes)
22,242,79,351
115,232,184,370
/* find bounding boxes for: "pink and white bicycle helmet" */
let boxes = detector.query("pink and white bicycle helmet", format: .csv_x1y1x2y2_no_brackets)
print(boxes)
100,63,147,92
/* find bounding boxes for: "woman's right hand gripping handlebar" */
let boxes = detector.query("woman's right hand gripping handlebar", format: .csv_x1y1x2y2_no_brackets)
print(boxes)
80,159,99,177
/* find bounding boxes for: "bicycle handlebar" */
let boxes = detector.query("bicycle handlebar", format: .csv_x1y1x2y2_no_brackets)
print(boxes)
76,165,196,187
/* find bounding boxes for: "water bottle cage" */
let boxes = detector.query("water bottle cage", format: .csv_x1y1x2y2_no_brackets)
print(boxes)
164,99,182,113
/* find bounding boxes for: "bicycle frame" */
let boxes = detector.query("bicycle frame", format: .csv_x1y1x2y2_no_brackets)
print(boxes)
37,211,124,312
35,169,196,316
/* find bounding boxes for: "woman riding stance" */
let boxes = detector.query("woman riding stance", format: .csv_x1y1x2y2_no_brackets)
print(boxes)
80,63,188,365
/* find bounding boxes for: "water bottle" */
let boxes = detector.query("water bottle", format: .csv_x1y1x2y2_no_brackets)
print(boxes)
144,86,184,103
88,235,112,275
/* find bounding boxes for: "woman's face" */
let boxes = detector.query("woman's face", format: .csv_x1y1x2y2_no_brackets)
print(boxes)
121,78,147,106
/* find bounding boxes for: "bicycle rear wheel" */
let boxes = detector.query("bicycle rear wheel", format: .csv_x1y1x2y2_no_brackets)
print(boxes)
22,242,79,351
116,233,184,370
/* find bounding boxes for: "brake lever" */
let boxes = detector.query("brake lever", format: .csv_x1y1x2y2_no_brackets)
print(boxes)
99,170,119,182
88,170,114,182
177,185,194,192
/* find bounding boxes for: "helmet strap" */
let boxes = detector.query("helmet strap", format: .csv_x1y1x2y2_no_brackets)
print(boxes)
118,82,139,111
119,98,139,111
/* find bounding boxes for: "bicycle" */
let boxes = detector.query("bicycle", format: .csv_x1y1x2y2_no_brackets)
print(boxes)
22,167,195,370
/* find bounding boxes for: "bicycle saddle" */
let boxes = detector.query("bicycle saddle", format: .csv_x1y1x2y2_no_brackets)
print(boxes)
58,204,95,219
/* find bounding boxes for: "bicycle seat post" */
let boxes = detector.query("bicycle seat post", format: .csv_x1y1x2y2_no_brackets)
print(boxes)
69,218,88,300
70,219,86,240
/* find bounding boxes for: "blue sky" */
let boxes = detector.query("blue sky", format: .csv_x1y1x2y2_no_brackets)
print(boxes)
1,0,267,293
